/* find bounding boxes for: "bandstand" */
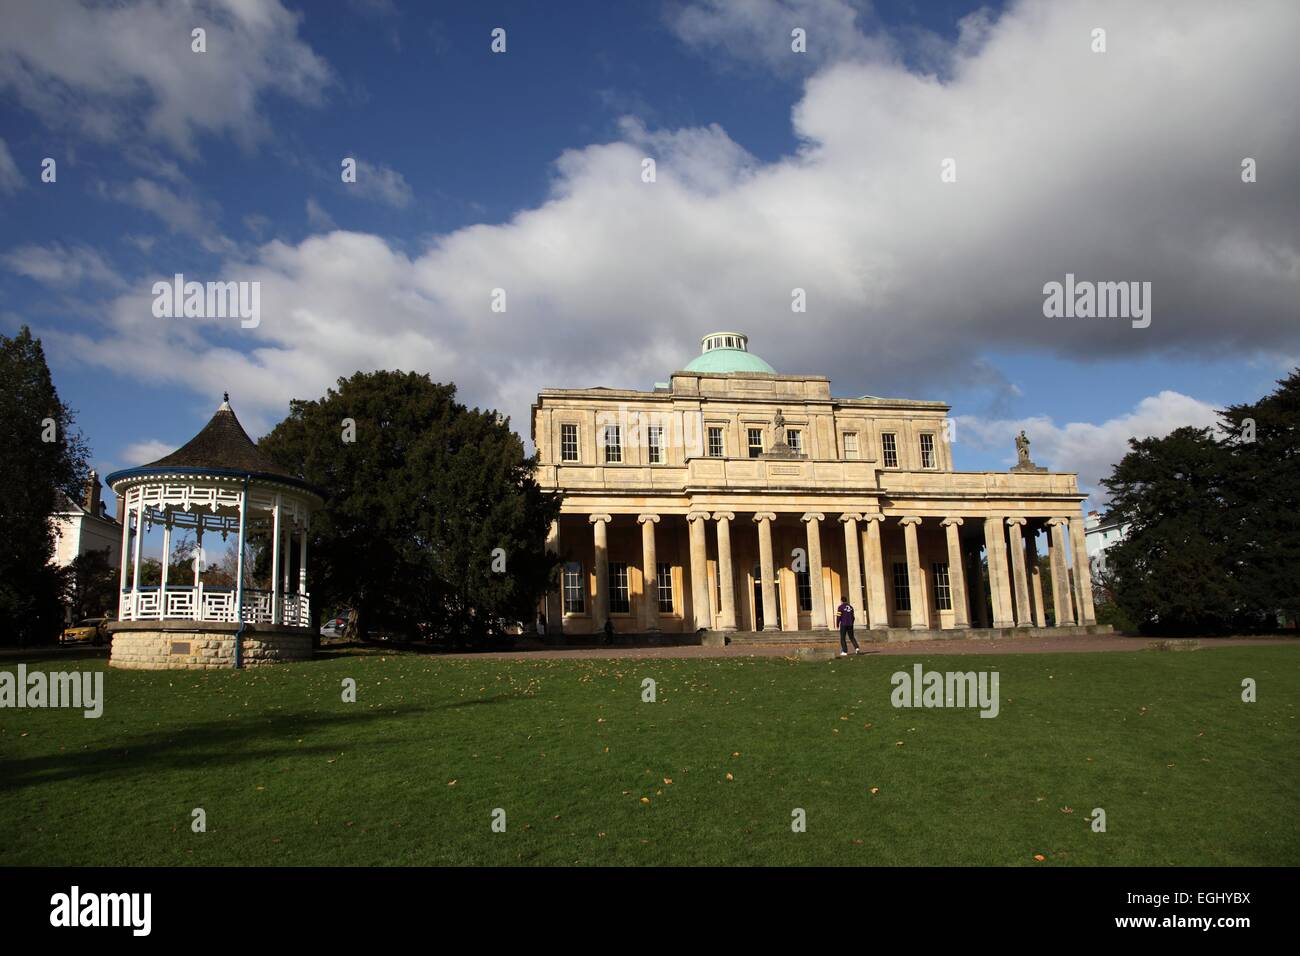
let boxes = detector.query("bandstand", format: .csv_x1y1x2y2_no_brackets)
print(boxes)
105,395,323,669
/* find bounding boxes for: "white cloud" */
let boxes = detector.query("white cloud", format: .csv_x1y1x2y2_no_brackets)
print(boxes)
2,243,125,288
346,159,414,209
956,391,1222,502
48,0,1300,446
102,178,235,255
0,0,332,157
119,438,175,467
0,138,22,194
305,197,336,230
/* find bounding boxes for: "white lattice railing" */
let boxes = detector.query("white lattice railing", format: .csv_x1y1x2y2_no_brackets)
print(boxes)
120,587,311,627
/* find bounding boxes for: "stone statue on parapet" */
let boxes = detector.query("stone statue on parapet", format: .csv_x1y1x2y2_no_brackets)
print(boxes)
1011,430,1046,473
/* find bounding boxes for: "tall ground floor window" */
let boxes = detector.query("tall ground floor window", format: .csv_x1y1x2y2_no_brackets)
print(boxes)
609,562,630,613
932,561,952,610
796,567,812,611
562,562,585,613
892,562,911,611
656,562,673,613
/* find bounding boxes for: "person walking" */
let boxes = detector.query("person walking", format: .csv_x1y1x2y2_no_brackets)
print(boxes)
835,595,861,657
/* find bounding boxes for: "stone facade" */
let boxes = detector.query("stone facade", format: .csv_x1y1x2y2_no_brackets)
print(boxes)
108,623,313,669
532,333,1097,637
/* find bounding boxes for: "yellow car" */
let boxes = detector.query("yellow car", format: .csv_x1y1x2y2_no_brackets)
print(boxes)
61,617,111,646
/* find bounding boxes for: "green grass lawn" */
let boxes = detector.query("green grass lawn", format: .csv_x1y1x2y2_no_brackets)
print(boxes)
2,645,1296,866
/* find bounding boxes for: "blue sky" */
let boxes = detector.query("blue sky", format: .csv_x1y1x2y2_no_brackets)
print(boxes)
1,0,1296,509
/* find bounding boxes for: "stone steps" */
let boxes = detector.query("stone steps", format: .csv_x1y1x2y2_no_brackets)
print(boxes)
715,624,1112,647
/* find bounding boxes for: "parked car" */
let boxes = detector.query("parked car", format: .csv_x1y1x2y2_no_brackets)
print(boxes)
61,617,111,646
319,616,349,639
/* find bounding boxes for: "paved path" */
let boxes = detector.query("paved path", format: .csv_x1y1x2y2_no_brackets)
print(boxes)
431,634,1299,661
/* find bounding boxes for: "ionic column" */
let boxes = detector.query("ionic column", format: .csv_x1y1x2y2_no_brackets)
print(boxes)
861,513,889,629
802,513,827,629
1005,517,1033,627
941,517,969,629
840,513,865,620
899,517,928,629
983,517,1014,627
590,514,612,630
687,511,712,630
714,512,737,631
1046,518,1075,626
752,512,778,630
1027,528,1047,627
544,519,561,633
1069,515,1097,625
638,514,661,632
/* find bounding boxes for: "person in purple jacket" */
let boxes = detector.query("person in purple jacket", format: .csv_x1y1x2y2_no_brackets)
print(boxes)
835,596,861,657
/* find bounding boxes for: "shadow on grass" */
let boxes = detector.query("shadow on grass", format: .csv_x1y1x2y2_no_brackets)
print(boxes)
1,703,451,793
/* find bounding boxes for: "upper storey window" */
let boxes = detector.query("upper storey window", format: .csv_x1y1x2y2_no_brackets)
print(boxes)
842,432,859,459
748,428,764,458
647,426,664,464
919,433,936,469
560,423,579,463
788,429,802,453
707,427,724,458
603,425,622,463
882,432,899,468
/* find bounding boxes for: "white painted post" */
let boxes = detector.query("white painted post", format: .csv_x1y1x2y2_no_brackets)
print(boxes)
271,493,282,625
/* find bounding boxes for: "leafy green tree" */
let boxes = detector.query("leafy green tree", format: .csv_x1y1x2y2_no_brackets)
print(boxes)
1100,426,1262,634
1218,369,1300,625
0,327,89,645
64,548,119,621
259,371,560,644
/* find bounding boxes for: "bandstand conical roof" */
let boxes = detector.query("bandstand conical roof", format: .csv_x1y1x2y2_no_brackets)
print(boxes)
106,395,317,495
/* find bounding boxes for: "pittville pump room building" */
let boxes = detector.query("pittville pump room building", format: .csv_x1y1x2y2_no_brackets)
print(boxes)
533,332,1101,641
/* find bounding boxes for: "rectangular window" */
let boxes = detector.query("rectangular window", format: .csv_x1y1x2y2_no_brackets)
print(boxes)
796,567,812,612
656,562,673,613
560,423,579,463
707,427,724,458
892,562,911,611
647,425,663,464
843,432,859,459
932,561,952,610
748,428,763,458
562,562,585,613
882,432,898,468
609,563,630,613
788,429,802,453
920,433,936,469
603,425,622,464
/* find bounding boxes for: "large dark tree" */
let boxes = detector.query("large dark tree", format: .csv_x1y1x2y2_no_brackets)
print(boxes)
63,548,119,622
1218,369,1300,625
0,326,90,645
259,371,560,644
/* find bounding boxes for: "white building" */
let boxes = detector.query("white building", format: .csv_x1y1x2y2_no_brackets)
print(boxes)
1084,510,1127,576
51,470,121,568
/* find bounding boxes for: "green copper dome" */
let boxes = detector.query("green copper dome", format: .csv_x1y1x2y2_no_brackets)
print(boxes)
682,331,776,374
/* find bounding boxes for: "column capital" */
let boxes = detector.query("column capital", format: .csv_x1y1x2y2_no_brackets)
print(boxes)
940,516,964,528
1005,516,1028,527
588,513,612,525
861,513,886,525
752,512,776,523
687,510,711,523
1045,517,1070,528
897,516,923,527
637,513,660,524
839,512,863,523
713,511,736,522
801,512,825,523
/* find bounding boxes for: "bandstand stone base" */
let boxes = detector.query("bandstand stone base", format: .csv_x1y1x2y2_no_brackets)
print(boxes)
108,621,314,670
